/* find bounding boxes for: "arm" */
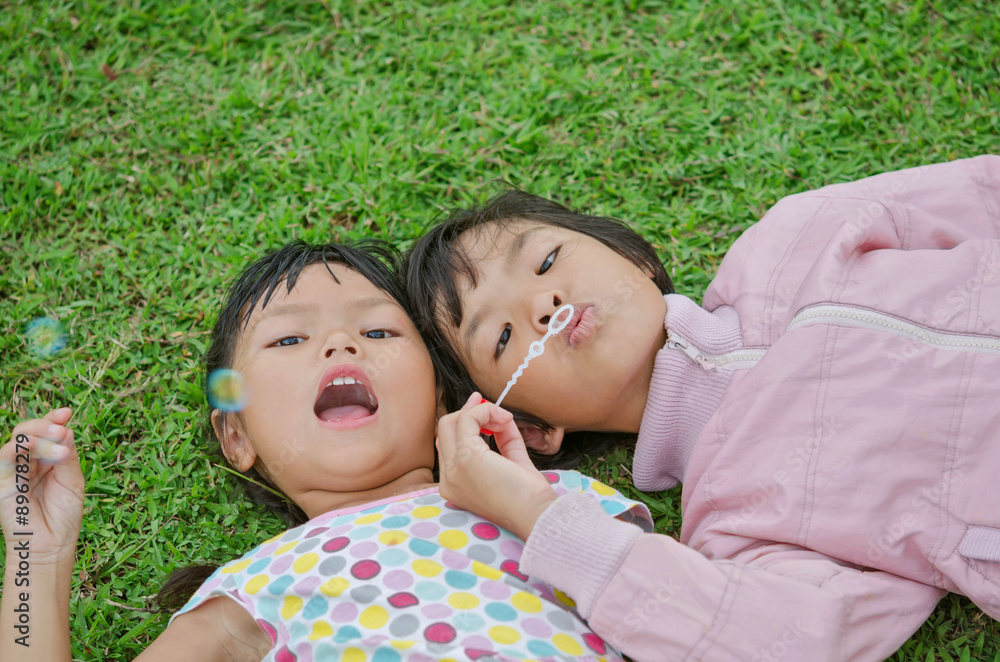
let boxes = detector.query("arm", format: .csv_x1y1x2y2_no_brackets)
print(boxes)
523,495,944,662
135,596,271,662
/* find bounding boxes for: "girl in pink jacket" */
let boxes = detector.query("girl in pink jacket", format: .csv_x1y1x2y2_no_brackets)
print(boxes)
404,155,1000,661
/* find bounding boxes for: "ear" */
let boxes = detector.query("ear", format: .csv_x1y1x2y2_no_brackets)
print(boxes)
212,409,257,472
518,424,566,455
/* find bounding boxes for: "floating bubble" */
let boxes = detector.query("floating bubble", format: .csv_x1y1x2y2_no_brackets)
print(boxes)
25,317,66,358
207,368,249,412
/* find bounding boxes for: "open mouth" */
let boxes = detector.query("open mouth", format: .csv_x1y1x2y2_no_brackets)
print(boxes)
314,374,378,423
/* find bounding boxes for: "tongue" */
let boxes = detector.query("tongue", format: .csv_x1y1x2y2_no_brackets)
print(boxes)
318,405,372,422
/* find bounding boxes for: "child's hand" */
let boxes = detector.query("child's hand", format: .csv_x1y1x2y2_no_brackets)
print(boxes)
436,394,557,541
0,408,85,566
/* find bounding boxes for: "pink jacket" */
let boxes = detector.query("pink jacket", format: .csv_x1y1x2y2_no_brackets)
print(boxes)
521,155,1000,661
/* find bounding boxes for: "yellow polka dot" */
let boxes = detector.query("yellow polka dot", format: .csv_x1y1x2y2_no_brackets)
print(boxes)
412,559,443,577
471,560,503,580
245,575,269,594
222,559,252,573
293,552,319,573
489,625,521,644
552,633,584,655
281,595,303,619
438,530,469,550
412,506,441,518
390,640,415,649
511,591,543,613
275,541,298,555
355,513,382,524
343,648,367,662
359,605,389,629
448,592,480,609
308,621,333,640
263,533,283,545
379,530,407,545
320,577,350,597
591,480,616,496
553,587,576,608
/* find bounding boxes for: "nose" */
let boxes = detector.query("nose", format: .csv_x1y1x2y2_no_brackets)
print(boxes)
321,330,361,359
530,290,566,335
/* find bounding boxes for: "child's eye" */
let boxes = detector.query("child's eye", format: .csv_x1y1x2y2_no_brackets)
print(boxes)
495,324,511,359
538,246,561,275
364,329,393,339
273,336,304,347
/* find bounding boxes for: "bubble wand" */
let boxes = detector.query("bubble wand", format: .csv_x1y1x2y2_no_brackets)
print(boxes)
480,304,574,435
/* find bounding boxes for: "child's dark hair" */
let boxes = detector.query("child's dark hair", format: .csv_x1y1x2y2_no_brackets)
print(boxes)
156,239,407,611
404,190,673,468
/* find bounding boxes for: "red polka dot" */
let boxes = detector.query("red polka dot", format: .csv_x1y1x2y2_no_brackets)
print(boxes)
542,472,558,483
584,633,607,654
500,559,528,581
350,559,381,579
388,592,419,608
465,649,497,659
322,536,350,553
304,527,327,538
275,646,297,662
424,622,457,643
471,522,501,540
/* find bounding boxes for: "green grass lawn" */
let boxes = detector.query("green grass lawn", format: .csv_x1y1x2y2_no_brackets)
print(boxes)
2,0,998,659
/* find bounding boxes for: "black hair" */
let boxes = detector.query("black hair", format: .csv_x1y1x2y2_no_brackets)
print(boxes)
404,190,672,469
156,239,408,611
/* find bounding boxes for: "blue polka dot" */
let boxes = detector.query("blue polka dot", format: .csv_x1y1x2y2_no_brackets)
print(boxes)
266,575,294,595
351,526,378,540
364,503,389,514
413,581,447,601
377,547,409,567
453,612,485,631
334,625,362,642
255,597,278,622
444,569,477,590
484,602,518,622
600,500,625,516
288,621,307,642
302,595,327,620
248,558,272,574
408,538,438,556
372,648,402,662
559,471,582,491
381,516,411,528
528,640,559,656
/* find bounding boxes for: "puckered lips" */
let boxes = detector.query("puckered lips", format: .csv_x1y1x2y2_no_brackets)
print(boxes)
313,364,379,429
561,304,599,348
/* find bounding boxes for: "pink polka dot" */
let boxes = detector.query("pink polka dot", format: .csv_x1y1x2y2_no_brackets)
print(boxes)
500,559,528,581
256,619,277,644
322,536,350,553
441,549,470,570
386,503,410,515
255,542,279,558
421,603,452,619
460,635,493,649
479,579,511,600
424,622,457,643
350,559,381,580
275,646,297,662
293,576,321,595
584,633,607,654
270,555,294,575
328,524,353,536
349,541,378,558
521,617,551,638
410,521,439,538
542,471,559,483
471,522,501,540
388,592,419,608
201,575,223,592
383,569,413,590
304,527,327,538
464,650,497,660
330,602,358,623
499,540,524,560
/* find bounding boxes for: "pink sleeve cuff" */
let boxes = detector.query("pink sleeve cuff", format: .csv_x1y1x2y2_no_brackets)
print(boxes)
520,494,644,618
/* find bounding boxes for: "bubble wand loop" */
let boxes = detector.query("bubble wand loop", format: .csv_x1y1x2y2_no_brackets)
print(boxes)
493,304,574,409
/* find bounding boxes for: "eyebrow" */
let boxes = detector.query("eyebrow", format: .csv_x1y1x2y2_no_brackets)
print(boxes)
462,226,545,356
248,296,398,335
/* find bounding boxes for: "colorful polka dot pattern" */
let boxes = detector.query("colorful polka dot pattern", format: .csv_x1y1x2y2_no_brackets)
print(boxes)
172,470,651,661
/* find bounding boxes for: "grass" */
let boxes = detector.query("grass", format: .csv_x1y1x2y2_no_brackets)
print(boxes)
1,0,998,659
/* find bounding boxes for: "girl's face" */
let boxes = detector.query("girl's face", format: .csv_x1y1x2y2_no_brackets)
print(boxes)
219,264,438,517
446,221,668,444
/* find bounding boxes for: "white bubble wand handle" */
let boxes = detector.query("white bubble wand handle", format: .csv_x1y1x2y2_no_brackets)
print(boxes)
494,304,574,408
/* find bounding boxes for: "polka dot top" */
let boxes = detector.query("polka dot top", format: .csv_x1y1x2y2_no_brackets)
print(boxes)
171,470,652,661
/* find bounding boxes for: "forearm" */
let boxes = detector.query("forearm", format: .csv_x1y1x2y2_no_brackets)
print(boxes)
1,543,74,662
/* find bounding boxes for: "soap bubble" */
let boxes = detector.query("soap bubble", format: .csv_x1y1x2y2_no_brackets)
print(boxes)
207,369,249,412
25,317,66,358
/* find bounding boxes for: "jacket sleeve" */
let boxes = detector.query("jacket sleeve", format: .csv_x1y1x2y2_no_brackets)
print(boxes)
521,495,944,662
